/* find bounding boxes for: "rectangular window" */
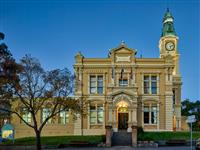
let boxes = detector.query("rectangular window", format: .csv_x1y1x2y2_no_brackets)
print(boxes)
151,76,157,94
97,106,103,124
90,106,96,124
59,111,69,124
119,79,128,87
151,106,157,124
21,108,31,123
97,76,103,94
143,107,149,124
143,75,157,94
90,76,96,94
143,105,157,124
144,76,150,94
90,75,103,94
90,105,104,124
42,108,52,124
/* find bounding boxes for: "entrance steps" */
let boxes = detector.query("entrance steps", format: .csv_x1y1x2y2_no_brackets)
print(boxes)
112,130,132,146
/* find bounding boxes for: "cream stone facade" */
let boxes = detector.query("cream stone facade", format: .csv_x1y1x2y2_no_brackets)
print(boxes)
11,9,183,139
73,9,182,135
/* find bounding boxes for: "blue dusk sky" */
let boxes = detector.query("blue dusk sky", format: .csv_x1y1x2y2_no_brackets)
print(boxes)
0,0,199,101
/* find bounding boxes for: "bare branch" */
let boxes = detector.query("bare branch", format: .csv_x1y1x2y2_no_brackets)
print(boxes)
0,107,34,128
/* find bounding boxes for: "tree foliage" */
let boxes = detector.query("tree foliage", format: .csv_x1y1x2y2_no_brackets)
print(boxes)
0,32,21,118
0,54,81,150
182,99,200,131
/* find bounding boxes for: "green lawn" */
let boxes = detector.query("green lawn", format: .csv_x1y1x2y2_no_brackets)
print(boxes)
2,132,200,146
3,135,105,146
138,132,200,141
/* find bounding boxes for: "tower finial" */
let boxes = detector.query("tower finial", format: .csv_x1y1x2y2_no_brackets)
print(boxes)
121,40,125,46
167,7,169,12
161,9,176,37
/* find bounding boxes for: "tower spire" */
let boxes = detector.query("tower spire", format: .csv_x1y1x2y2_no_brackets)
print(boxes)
161,8,176,37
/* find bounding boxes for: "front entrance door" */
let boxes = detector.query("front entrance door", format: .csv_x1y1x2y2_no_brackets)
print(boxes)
118,113,128,130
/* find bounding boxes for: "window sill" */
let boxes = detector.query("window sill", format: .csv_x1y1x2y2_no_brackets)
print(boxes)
142,94,159,96
144,124,157,125
88,93,104,95
90,124,103,126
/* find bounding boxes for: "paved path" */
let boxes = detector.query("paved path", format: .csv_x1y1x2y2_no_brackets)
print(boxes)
46,146,194,150
0,146,195,150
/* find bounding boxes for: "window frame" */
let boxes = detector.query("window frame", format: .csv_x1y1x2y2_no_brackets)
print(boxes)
89,104,104,125
143,74,158,95
89,75,104,94
21,107,31,123
143,105,157,125
119,78,128,87
59,110,69,124
41,108,52,124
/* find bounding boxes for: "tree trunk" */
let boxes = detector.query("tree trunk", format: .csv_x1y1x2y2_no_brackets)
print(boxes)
35,130,42,150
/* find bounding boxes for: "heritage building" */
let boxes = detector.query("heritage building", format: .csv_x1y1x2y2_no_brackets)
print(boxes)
73,9,182,135
11,9,182,138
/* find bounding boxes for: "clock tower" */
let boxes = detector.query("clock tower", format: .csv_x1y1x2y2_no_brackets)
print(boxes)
159,8,182,131
159,8,180,75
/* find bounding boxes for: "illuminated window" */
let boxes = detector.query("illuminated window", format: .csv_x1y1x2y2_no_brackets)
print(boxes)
59,111,69,124
117,101,128,113
42,108,52,124
118,107,128,113
21,108,31,123
90,105,104,124
90,75,103,94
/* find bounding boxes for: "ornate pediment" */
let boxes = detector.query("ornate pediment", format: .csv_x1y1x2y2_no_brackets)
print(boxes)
108,43,137,63
110,90,134,97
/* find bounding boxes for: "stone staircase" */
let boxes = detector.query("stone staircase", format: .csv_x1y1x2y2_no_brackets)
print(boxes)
112,130,132,146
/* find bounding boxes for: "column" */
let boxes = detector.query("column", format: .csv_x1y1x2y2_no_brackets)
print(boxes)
127,110,132,132
128,110,131,122
165,95,173,131
132,109,137,123
131,125,137,147
157,103,160,130
141,103,144,128
157,74,160,94
128,71,130,86
149,104,152,124
113,108,117,132
108,106,112,125
105,125,112,147
87,103,90,129
103,103,105,127
116,73,119,86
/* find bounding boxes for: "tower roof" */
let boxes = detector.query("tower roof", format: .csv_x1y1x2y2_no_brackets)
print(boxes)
161,8,176,37
163,8,173,21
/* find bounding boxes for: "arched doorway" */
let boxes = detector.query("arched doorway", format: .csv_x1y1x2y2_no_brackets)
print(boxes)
117,101,129,130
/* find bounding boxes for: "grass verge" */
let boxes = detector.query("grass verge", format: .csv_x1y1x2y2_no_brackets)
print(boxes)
2,135,105,146
138,132,200,141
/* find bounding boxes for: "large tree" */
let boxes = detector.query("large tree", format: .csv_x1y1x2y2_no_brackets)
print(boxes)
182,99,200,131
0,54,81,150
0,32,21,125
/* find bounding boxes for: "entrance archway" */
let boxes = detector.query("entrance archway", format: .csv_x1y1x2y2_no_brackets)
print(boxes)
117,101,129,130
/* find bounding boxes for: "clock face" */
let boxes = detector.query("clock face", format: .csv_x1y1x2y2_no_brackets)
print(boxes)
165,42,175,51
